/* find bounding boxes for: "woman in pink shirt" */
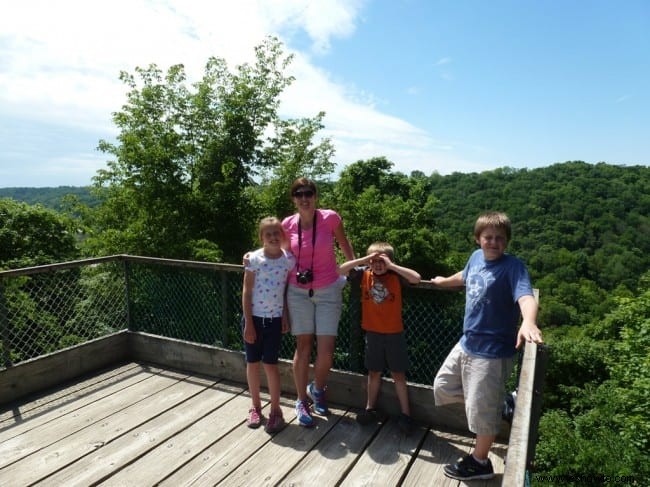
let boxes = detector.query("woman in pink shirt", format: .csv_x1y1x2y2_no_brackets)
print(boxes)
283,177,355,427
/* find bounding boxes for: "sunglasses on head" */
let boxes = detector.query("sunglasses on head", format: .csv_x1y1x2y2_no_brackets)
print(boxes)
293,190,314,198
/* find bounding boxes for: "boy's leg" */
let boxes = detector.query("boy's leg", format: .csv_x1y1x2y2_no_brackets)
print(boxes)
366,370,382,409
474,434,496,460
433,342,464,405
356,370,384,425
463,355,512,460
391,371,410,416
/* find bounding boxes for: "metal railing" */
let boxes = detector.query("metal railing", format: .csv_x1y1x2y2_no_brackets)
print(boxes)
0,255,464,385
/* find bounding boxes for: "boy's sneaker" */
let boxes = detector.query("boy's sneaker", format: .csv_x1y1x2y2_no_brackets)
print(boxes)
356,408,380,425
295,399,314,427
247,406,263,429
397,413,414,435
265,410,285,433
306,382,330,416
443,454,495,480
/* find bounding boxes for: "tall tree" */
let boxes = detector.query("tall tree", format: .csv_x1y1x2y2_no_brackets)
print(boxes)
330,158,450,276
85,37,331,262
0,198,79,269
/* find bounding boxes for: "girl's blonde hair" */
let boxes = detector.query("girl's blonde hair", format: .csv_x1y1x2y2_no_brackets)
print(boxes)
258,216,285,242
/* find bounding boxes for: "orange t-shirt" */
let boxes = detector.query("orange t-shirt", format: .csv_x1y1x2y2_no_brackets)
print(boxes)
360,270,404,334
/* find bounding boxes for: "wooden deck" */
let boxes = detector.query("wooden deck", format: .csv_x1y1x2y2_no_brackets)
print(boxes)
1,362,507,486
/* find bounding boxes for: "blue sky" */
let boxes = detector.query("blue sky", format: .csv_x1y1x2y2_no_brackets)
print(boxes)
1,0,648,187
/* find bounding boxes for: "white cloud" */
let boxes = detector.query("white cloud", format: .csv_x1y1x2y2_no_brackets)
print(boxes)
0,0,466,186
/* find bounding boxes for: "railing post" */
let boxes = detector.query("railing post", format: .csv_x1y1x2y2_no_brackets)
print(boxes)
221,272,230,348
348,272,363,372
527,344,549,471
0,279,12,368
123,259,133,331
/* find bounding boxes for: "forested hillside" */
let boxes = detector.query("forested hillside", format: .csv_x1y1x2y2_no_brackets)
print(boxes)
424,161,650,327
4,160,648,329
0,186,97,209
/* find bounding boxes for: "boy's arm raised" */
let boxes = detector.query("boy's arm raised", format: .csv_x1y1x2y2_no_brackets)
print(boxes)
337,254,375,276
385,259,421,284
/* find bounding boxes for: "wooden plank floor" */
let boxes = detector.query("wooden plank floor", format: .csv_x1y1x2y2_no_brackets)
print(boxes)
0,362,507,486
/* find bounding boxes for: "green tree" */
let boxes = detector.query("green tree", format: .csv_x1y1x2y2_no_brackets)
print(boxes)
0,198,79,269
330,158,450,276
535,272,650,484
85,36,331,263
251,112,336,228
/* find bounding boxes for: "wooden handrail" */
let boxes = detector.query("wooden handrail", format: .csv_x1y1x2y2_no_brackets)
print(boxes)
502,341,549,486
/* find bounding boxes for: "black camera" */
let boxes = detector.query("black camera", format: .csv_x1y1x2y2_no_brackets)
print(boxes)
296,269,313,284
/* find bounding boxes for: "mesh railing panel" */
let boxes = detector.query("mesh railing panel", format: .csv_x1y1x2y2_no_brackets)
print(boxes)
1,261,128,365
1,256,464,385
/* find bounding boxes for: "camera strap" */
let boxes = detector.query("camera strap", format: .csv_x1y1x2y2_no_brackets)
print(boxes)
297,210,317,274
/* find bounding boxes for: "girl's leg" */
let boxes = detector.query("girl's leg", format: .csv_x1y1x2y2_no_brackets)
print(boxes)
263,363,282,412
391,371,410,415
247,361,262,408
293,334,313,401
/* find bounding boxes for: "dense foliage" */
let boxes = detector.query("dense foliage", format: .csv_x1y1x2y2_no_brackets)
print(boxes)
423,162,650,329
536,272,650,484
0,198,79,268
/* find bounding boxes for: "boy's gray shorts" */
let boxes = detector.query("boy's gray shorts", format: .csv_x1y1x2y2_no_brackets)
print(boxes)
433,342,514,436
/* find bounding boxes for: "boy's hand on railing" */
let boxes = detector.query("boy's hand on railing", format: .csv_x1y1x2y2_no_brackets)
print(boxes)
516,320,543,349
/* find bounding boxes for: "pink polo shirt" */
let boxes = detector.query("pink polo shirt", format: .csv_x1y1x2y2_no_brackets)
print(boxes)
282,209,342,289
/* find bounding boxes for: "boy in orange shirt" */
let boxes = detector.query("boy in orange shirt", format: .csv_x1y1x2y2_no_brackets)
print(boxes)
338,242,421,433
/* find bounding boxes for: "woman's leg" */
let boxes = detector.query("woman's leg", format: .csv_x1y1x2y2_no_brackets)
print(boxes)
293,334,313,401
314,335,335,390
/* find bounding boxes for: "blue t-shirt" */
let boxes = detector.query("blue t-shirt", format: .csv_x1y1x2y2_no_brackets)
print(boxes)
460,249,534,358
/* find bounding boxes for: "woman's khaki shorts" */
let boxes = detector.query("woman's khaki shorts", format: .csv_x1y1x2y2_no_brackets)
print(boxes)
287,278,346,336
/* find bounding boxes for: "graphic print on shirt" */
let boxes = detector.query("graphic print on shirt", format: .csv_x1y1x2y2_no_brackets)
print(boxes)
368,277,393,304
466,266,495,311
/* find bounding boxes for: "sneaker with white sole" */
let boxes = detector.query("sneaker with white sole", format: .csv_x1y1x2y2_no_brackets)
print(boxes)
443,454,495,480
306,382,329,416
295,399,314,427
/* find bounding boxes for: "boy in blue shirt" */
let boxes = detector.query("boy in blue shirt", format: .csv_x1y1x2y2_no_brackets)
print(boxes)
431,211,543,481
